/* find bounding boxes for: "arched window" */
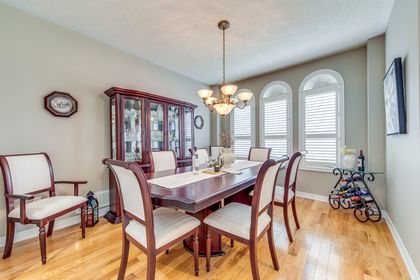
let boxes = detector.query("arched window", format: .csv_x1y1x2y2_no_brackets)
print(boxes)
231,89,255,158
299,69,345,171
260,81,292,158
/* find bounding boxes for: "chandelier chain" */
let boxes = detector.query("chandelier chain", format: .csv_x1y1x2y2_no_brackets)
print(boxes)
222,27,226,86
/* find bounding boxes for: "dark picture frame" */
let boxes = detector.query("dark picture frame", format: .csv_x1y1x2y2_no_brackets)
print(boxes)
44,91,78,117
383,57,406,135
194,115,204,129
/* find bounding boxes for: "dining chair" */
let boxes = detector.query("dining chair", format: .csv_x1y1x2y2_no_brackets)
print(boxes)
204,156,288,280
273,150,306,242
189,147,209,165
209,146,223,158
248,147,272,161
103,159,201,280
250,150,307,242
0,152,87,264
149,150,177,172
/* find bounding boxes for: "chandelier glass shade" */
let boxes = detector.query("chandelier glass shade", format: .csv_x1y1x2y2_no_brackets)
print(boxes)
197,20,253,116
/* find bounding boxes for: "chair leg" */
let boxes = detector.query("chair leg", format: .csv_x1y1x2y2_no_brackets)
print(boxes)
117,236,130,280
3,220,15,259
291,199,300,229
283,205,293,242
47,220,55,237
267,223,279,271
81,205,86,238
146,254,156,280
249,241,260,280
206,228,211,272
230,239,234,248
39,225,47,265
193,229,199,276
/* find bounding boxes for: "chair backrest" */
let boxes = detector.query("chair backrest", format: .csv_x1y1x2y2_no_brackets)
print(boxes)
209,146,223,158
283,151,307,200
149,151,177,172
248,147,272,162
104,159,155,247
189,148,209,165
0,153,54,196
250,156,288,237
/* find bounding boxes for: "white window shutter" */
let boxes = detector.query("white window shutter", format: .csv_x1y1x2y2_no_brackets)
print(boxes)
263,98,288,158
233,105,252,158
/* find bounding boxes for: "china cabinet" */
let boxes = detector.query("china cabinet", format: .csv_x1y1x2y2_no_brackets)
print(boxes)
104,87,197,223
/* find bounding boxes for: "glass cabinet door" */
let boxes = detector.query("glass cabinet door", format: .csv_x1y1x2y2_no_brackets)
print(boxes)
111,98,117,160
123,98,142,161
184,107,193,158
150,102,164,151
168,106,180,157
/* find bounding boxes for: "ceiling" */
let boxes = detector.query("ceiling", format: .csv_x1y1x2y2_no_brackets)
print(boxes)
1,0,394,84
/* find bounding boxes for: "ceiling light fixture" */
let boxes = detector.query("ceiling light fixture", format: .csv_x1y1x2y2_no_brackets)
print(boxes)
197,20,253,116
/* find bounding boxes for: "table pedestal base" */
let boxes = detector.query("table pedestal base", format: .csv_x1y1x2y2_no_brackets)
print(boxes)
183,202,225,256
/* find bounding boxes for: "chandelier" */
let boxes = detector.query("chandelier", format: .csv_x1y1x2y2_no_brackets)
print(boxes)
197,20,253,116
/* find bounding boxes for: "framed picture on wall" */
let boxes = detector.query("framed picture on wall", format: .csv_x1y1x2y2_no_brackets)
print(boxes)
383,57,406,135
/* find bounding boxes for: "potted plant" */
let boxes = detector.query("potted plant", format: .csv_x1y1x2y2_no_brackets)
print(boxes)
341,146,357,169
220,131,236,163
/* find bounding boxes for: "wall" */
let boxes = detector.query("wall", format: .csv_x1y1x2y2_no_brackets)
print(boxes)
385,0,420,275
229,47,370,198
0,3,210,236
367,35,386,208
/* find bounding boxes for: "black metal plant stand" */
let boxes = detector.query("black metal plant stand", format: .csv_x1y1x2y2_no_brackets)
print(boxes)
328,167,382,223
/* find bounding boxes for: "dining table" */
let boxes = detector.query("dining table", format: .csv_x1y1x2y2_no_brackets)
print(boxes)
145,160,264,256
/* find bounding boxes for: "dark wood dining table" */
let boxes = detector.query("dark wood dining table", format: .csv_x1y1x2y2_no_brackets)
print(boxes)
145,162,262,256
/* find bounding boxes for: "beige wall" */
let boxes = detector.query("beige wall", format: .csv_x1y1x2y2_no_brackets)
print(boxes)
229,47,370,198
0,3,210,236
366,35,386,208
385,0,420,275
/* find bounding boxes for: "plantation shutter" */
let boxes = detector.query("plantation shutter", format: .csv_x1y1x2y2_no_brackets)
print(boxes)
263,98,288,158
303,91,337,164
233,106,252,158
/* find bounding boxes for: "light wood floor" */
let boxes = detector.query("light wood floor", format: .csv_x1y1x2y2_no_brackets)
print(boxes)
0,198,410,280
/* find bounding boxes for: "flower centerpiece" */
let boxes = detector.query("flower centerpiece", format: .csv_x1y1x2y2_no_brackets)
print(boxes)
219,131,236,163
340,146,357,169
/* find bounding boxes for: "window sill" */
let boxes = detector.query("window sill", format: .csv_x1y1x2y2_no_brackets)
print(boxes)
300,166,333,173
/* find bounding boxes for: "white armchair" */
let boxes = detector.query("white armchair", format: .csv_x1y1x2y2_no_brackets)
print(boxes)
0,152,88,264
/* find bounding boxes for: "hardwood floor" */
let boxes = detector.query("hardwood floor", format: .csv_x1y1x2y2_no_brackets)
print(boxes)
0,197,410,280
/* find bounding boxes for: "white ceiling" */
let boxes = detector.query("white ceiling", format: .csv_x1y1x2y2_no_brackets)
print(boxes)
1,0,394,84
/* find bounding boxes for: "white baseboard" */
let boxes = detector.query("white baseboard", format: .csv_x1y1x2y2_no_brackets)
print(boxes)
296,191,329,202
383,210,420,280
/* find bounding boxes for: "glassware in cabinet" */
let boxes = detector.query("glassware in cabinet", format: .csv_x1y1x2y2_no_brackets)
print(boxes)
168,105,180,157
123,98,142,161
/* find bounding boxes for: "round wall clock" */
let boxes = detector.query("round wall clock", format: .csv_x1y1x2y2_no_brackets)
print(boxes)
44,91,78,117
194,115,204,129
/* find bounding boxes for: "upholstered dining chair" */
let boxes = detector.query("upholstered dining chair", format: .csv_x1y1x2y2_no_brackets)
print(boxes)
209,146,223,158
149,150,177,172
189,147,209,165
248,147,272,161
0,152,87,264
273,150,306,242
250,150,307,242
103,159,201,280
204,156,288,280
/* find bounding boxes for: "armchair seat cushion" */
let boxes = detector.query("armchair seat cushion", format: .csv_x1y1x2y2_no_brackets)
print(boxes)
8,196,87,220
203,202,271,240
125,207,200,249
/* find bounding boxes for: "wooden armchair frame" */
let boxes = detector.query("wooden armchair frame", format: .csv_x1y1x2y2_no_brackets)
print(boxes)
0,152,87,264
